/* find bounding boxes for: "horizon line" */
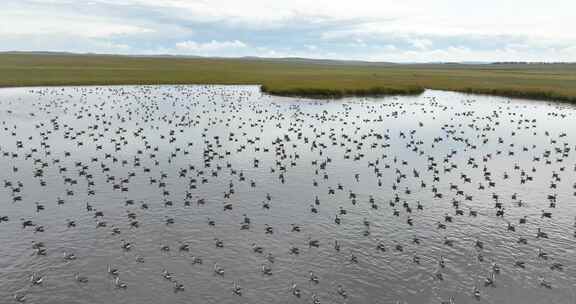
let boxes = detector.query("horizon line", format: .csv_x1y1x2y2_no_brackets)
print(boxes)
2,51,575,65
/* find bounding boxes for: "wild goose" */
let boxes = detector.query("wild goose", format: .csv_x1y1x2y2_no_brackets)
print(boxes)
74,272,88,283
30,272,44,285
337,285,347,298
290,282,301,297
232,281,242,296
114,277,127,289
214,263,224,276
309,271,319,284
107,264,119,276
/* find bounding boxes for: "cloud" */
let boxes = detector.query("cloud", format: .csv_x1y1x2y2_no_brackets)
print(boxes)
175,40,248,54
407,38,433,50
1,0,576,61
0,5,154,38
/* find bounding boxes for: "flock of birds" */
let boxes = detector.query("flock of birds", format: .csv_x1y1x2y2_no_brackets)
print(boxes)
0,85,575,303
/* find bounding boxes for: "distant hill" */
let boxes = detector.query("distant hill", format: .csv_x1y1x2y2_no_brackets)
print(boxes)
0,51,395,66
1,51,574,65
238,56,398,66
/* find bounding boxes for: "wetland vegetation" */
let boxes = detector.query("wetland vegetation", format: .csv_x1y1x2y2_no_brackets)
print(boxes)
1,52,575,101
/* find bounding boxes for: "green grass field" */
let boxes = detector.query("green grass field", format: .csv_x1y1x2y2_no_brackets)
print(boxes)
1,53,575,102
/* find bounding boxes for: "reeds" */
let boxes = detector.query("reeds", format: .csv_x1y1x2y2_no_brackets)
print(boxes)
261,85,424,98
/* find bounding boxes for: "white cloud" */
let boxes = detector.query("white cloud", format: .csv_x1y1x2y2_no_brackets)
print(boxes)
175,40,248,54
0,8,153,38
407,38,433,50
2,0,576,61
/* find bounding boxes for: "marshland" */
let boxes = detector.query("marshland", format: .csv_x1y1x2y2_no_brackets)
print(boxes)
2,2,576,302
1,53,575,101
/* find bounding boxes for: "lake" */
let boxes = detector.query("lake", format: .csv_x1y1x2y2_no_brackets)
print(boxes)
0,85,575,304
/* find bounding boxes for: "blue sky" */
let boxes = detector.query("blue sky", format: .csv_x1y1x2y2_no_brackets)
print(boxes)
1,0,575,62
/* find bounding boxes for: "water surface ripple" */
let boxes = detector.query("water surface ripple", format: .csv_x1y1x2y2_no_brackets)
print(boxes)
0,85,575,304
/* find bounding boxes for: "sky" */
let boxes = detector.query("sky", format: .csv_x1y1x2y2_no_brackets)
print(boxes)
0,0,575,62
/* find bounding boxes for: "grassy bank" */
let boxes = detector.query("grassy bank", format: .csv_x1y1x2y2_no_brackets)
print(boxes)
1,53,575,102
261,85,425,98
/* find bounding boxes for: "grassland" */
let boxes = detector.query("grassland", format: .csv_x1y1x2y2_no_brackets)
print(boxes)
1,53,575,102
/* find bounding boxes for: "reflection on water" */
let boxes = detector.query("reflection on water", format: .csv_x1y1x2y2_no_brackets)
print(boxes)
0,85,575,304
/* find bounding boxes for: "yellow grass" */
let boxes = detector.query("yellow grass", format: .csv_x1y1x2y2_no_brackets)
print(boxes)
1,53,575,101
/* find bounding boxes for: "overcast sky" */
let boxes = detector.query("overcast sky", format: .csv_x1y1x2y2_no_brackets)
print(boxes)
1,0,575,62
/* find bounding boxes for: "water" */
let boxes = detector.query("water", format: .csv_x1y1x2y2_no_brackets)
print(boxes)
0,85,575,304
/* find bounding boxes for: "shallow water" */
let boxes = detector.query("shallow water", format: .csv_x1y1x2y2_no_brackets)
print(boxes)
1,85,575,304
